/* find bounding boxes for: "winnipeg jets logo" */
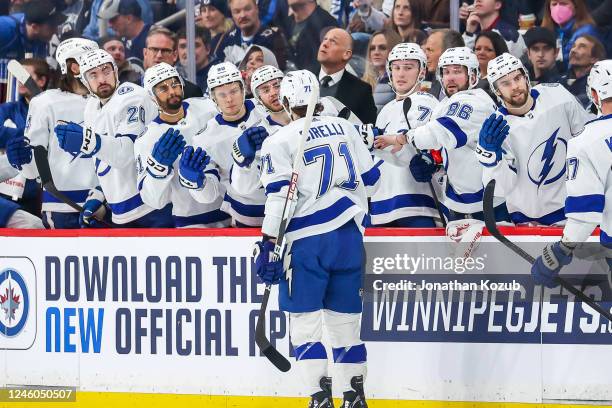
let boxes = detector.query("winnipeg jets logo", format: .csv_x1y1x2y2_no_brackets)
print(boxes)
527,128,567,188
0,269,29,337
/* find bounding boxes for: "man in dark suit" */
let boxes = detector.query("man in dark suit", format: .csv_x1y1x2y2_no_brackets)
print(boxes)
317,28,377,124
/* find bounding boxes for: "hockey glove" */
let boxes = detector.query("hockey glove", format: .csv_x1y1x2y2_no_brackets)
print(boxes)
79,187,106,228
232,126,269,167
409,151,437,182
55,122,101,157
531,241,573,288
253,238,284,285
356,123,383,150
152,128,186,167
476,114,509,167
6,133,32,170
179,146,210,189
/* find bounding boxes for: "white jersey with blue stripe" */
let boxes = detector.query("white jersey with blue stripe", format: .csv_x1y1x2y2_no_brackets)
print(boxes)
482,84,592,225
83,82,159,224
563,114,612,246
229,114,284,226
371,93,440,224
260,115,380,243
408,88,500,214
190,99,267,225
134,100,228,228
21,89,98,213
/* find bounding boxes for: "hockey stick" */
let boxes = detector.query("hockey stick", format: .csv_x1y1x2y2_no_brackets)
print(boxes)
255,81,318,372
402,97,446,227
483,179,612,322
8,60,111,227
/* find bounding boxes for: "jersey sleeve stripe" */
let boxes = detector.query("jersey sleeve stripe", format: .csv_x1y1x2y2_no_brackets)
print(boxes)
435,117,468,148
265,179,290,195
107,193,145,215
42,189,89,204
173,209,231,227
286,196,355,233
370,193,437,215
361,165,381,187
510,207,566,225
565,194,605,214
223,193,265,217
445,183,483,204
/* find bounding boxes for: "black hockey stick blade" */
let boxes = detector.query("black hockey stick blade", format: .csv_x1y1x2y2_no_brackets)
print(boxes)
33,146,112,227
255,286,291,372
7,60,43,97
483,179,612,322
403,97,446,227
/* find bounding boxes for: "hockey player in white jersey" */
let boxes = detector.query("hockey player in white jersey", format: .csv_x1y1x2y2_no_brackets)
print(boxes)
133,63,227,227
374,46,509,221
179,62,266,226
476,53,592,226
18,38,99,229
369,43,440,227
54,49,173,227
255,70,380,407
531,60,612,287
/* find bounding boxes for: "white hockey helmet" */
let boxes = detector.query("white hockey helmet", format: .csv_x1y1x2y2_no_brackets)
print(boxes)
55,37,99,75
436,47,480,93
279,69,319,111
487,53,531,97
586,59,612,112
250,65,284,97
144,62,184,100
207,61,243,94
77,49,118,94
386,42,427,97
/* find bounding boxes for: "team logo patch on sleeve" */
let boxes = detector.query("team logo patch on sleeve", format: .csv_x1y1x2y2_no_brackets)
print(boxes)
118,86,134,95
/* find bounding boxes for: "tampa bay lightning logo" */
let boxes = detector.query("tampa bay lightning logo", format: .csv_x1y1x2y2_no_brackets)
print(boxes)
527,128,567,188
0,269,29,337
118,86,134,95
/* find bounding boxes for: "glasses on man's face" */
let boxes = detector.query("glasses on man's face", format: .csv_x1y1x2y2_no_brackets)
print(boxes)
147,47,175,56
85,65,114,82
155,80,183,95
215,86,242,100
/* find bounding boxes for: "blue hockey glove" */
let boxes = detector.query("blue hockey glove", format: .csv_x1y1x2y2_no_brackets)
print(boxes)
6,134,32,170
409,151,437,182
55,122,101,157
179,146,210,189
152,128,186,166
356,124,383,150
79,188,106,228
476,114,509,167
232,126,269,167
253,238,284,285
531,241,573,288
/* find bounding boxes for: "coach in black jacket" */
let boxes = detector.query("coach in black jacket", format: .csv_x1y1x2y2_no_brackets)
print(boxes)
317,27,377,125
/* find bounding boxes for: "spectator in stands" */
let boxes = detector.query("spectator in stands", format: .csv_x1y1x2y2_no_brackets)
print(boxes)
347,0,387,34
142,27,203,98
362,29,402,111
523,26,564,84
287,0,338,71
258,0,292,38
0,0,66,60
217,0,288,70
318,27,377,123
99,36,143,84
461,0,526,58
474,31,508,94
238,44,279,98
177,27,218,92
562,34,606,107
98,0,150,61
387,0,428,44
0,58,50,216
83,0,153,40
541,0,601,71
422,0,450,27
422,29,464,99
196,0,234,59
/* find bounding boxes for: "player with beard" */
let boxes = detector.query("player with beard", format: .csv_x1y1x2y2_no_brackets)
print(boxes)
374,47,508,222
476,53,591,226
18,38,100,228
134,63,225,227
54,49,173,227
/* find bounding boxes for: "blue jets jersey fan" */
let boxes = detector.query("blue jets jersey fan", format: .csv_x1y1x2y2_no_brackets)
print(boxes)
135,63,225,228
478,54,592,225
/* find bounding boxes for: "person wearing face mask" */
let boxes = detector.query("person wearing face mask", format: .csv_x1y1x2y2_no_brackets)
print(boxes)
541,0,602,71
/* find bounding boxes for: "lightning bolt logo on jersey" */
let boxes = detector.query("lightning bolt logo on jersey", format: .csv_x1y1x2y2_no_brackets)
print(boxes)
481,85,593,225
